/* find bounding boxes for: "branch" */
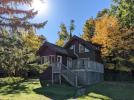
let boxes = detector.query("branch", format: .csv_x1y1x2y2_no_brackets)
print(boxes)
0,0,32,5
0,21,48,29
0,7,35,15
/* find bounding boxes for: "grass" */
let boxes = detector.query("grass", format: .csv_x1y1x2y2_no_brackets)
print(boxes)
0,78,134,100
0,79,50,100
78,82,134,100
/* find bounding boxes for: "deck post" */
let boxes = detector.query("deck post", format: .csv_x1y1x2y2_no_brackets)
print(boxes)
59,63,61,85
52,67,54,85
59,73,61,85
75,73,78,87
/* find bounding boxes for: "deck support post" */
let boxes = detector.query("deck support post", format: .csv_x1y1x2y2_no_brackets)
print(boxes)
52,67,54,85
75,73,78,87
59,73,61,85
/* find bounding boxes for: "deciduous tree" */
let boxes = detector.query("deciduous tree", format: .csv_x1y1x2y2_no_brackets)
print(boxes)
111,0,134,29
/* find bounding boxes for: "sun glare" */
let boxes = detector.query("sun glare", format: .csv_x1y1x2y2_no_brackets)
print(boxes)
32,0,48,15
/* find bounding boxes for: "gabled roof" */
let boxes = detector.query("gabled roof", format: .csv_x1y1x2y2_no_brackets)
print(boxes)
64,35,101,50
38,42,76,58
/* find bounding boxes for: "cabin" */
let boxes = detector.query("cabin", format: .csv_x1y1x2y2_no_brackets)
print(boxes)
37,35,104,87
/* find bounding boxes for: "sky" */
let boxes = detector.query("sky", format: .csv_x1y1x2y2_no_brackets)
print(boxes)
33,0,112,43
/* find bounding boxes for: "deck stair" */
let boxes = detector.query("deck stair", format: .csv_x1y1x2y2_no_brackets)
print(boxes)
60,63,78,87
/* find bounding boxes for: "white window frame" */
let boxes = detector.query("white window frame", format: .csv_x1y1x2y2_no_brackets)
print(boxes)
41,55,55,64
85,48,90,52
70,45,74,50
79,44,90,53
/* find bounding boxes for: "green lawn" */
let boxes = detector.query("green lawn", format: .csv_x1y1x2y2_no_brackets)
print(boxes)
78,82,134,100
0,78,134,100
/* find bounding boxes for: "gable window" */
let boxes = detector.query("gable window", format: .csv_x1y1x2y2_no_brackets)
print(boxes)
79,44,90,53
70,45,74,50
79,44,85,53
85,48,89,52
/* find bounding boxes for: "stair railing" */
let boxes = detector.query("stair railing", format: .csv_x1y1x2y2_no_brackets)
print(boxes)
60,63,78,87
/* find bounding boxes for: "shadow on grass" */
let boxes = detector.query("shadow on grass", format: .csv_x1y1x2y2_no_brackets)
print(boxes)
33,85,77,100
0,79,36,95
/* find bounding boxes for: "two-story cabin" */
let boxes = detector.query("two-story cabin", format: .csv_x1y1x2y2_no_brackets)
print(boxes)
38,35,104,87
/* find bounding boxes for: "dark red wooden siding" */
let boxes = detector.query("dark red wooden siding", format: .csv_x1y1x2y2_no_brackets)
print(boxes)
38,46,56,56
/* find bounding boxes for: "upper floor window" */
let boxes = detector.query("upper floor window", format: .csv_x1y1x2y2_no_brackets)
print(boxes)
69,45,74,50
85,48,90,52
79,44,90,53
79,44,85,53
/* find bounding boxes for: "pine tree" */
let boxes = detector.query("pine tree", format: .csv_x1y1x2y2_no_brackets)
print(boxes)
56,23,69,46
0,0,47,30
69,20,75,38
82,18,95,41
97,8,110,18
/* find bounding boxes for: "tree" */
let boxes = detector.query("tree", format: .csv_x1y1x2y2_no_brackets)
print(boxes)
0,29,45,76
82,18,95,41
111,0,134,29
97,8,110,18
92,15,120,57
0,0,47,30
56,23,69,46
92,15,134,71
69,20,75,38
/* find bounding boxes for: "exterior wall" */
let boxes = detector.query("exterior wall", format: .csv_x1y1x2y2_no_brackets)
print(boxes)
65,39,102,64
73,70,104,85
61,54,67,66
39,47,56,56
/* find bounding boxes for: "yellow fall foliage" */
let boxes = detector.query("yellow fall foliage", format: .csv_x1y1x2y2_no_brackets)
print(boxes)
56,39,65,47
22,33,43,51
92,15,121,56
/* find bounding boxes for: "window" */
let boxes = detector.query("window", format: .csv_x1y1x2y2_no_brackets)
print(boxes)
44,56,48,63
70,45,74,50
85,48,90,52
79,44,85,53
41,56,55,64
41,57,44,64
79,44,90,53
49,55,55,64
52,56,55,63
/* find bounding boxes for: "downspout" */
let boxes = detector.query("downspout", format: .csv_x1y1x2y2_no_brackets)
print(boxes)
74,45,79,58
73,44,79,87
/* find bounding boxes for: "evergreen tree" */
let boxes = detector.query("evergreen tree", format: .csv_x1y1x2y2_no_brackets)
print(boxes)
82,18,95,41
0,0,47,30
0,29,45,76
97,8,110,18
69,20,75,38
56,23,69,46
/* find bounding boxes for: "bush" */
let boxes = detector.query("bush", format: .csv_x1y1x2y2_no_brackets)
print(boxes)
104,69,133,81
0,77,24,85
